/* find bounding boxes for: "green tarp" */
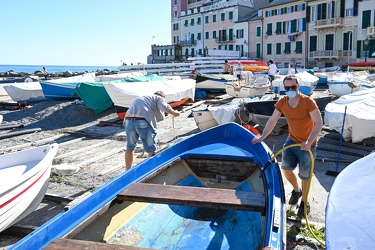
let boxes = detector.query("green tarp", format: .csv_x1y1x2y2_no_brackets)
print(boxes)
72,74,166,114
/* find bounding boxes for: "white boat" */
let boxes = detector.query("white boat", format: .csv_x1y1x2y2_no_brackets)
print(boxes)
104,76,196,119
191,108,219,131
0,144,58,232
272,71,319,96
325,151,375,249
0,114,2,124
327,72,362,97
191,98,251,131
195,73,238,92
3,82,44,101
324,88,375,143
225,73,271,98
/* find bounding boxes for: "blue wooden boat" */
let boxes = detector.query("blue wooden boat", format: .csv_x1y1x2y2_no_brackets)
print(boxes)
10,123,286,250
39,73,96,99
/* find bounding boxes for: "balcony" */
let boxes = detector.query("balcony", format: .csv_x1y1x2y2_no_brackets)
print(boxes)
215,36,235,43
309,50,344,59
179,40,197,46
315,17,344,30
367,26,375,38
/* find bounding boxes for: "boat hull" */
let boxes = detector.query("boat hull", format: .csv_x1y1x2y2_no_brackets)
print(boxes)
195,74,237,92
225,83,269,98
0,144,58,232
39,73,96,99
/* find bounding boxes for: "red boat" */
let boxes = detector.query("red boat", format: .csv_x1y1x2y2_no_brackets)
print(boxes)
345,61,375,70
229,61,269,73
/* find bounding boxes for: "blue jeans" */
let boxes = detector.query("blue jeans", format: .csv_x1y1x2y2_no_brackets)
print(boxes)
281,138,317,180
125,119,157,153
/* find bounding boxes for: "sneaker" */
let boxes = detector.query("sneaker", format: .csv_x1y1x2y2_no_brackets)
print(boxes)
297,201,310,218
288,190,302,205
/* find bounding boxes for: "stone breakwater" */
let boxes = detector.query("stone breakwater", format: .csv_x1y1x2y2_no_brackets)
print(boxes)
0,68,119,78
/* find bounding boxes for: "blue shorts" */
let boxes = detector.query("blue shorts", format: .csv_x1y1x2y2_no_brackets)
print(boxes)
281,138,317,180
125,119,157,153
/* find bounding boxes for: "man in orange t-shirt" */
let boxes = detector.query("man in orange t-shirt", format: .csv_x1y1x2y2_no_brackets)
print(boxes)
252,74,323,218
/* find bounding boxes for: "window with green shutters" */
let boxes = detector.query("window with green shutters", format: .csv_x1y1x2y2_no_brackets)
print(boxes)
221,13,225,21
284,42,291,54
362,10,371,29
213,30,217,39
295,41,302,53
276,43,281,54
326,34,334,50
256,26,261,37
267,44,272,55
310,36,317,52
343,32,352,50
266,23,272,35
256,43,261,58
229,11,233,20
213,14,217,23
205,31,209,39
205,16,209,24
276,22,282,34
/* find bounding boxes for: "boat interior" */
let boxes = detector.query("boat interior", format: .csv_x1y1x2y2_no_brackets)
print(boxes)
49,154,267,250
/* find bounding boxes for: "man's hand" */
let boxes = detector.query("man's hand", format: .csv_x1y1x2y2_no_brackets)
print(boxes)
172,110,180,117
301,141,312,151
252,135,263,144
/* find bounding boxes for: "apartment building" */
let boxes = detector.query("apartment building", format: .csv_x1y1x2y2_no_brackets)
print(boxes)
171,0,255,60
261,0,307,68
166,0,375,66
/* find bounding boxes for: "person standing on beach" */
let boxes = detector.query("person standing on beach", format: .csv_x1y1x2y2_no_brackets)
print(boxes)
124,91,180,170
268,60,277,83
42,67,48,80
223,60,231,74
252,74,323,218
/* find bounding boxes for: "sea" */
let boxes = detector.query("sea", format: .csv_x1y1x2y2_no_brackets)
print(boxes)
0,64,119,74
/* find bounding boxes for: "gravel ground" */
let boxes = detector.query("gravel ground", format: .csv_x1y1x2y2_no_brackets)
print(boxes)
1,98,374,249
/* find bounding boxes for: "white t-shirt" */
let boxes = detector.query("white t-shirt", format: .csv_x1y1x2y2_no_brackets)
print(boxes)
268,64,277,75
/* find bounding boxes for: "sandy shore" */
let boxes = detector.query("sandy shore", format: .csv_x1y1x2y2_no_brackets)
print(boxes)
1,97,374,249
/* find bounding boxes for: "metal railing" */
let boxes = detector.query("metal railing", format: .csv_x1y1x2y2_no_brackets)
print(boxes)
315,17,343,29
309,50,344,59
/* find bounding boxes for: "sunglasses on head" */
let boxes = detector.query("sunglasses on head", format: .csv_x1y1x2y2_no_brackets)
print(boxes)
284,85,298,91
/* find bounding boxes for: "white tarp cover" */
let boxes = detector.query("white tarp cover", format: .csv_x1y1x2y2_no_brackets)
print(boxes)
324,88,375,143
3,82,44,101
104,78,196,108
325,152,375,249
44,72,96,83
207,95,276,124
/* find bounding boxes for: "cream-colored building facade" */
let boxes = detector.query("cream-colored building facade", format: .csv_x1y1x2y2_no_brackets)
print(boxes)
168,0,375,66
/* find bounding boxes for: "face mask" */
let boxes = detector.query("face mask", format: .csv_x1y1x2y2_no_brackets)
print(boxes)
286,90,297,99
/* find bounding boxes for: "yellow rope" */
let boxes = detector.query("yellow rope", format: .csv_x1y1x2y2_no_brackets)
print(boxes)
271,143,325,247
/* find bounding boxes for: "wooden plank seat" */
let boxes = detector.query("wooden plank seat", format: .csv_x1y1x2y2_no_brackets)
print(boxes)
43,238,153,250
117,183,266,215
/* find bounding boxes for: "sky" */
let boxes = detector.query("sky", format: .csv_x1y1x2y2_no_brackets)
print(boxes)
0,0,171,67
